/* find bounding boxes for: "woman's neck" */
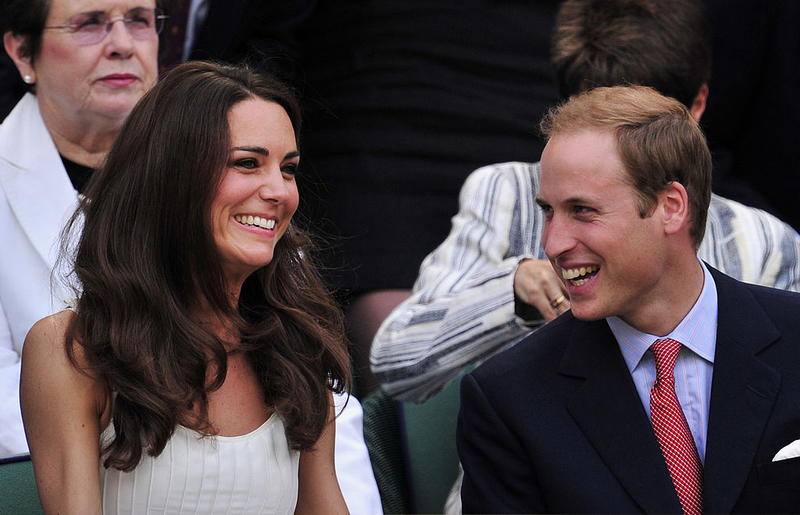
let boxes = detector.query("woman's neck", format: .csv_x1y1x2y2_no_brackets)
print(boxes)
39,103,125,168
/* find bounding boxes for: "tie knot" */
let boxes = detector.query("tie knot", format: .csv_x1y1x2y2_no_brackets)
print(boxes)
651,338,682,380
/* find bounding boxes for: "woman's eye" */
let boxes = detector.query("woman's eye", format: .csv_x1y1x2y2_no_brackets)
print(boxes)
235,158,259,169
74,15,103,29
281,163,298,176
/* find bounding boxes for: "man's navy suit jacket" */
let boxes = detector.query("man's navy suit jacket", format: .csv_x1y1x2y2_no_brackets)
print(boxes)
458,267,800,513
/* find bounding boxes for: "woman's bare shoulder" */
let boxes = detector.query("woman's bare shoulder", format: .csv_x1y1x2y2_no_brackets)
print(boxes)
23,310,78,365
22,309,108,418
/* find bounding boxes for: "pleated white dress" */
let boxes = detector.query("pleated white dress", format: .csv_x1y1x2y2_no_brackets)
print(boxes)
99,413,300,514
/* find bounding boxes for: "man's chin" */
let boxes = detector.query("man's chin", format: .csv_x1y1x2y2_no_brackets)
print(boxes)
569,304,605,322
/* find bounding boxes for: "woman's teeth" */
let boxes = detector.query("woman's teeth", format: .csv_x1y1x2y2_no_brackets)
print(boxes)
235,215,276,230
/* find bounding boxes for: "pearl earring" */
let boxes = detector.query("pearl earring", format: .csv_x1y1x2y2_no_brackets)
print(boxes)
23,75,33,84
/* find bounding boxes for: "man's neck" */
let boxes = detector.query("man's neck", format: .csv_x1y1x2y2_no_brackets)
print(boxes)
622,254,706,337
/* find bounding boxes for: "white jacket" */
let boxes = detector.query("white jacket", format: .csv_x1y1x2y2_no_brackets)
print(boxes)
0,93,77,455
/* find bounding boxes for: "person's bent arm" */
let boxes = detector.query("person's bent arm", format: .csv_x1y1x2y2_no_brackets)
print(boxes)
371,162,560,403
700,194,800,293
20,311,107,515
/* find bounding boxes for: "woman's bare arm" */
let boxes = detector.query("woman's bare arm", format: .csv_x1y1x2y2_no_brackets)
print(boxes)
20,310,108,515
295,392,350,515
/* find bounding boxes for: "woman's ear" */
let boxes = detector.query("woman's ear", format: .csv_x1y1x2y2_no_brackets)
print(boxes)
660,181,691,237
4,32,36,84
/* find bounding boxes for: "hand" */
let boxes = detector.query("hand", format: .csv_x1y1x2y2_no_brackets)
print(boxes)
513,259,570,322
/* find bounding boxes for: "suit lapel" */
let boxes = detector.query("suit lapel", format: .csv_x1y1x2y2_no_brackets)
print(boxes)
561,320,683,513
703,268,781,513
0,94,77,270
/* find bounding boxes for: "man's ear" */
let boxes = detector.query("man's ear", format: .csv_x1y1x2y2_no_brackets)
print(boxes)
690,84,708,122
4,31,35,84
660,181,691,236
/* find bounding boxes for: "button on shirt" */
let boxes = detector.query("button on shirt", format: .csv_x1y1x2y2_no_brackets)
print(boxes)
608,260,717,463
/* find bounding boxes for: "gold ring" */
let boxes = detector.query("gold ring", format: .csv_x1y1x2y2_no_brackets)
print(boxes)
550,294,567,309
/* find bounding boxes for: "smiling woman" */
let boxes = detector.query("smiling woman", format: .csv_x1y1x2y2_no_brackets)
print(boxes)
212,98,301,292
19,62,351,514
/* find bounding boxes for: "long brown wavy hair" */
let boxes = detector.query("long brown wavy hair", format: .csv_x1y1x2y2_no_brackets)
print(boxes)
60,61,351,472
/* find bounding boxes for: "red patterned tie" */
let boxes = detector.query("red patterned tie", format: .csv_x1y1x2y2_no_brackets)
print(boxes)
650,338,704,515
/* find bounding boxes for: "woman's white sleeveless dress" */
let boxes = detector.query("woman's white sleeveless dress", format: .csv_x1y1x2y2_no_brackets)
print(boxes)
99,413,300,514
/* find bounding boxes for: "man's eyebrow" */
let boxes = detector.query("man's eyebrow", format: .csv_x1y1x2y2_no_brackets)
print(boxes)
564,196,593,204
536,195,598,206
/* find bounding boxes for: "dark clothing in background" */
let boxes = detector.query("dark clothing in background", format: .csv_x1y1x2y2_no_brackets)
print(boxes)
0,48,25,122
701,0,800,230
299,0,562,294
189,0,315,86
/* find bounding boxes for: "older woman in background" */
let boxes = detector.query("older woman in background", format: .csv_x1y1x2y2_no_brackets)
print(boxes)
0,0,163,456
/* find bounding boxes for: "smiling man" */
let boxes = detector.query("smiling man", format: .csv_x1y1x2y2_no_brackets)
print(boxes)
456,85,800,514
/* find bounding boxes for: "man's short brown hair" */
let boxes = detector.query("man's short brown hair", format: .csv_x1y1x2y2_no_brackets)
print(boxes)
541,85,712,247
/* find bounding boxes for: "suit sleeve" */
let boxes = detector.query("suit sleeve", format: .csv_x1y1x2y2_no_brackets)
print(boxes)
457,373,546,514
370,163,546,403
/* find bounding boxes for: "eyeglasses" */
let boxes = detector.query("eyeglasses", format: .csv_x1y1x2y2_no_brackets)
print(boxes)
43,8,168,46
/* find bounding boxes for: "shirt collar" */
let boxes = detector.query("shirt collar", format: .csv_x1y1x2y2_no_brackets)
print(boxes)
608,259,718,373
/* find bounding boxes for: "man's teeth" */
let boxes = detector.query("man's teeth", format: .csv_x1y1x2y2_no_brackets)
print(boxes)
562,265,598,286
234,215,276,230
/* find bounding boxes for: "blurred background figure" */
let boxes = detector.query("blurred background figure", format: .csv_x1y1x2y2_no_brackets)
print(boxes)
21,61,351,514
0,0,162,457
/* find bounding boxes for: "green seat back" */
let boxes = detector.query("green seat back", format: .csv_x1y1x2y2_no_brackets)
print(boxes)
401,379,461,514
0,454,43,515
